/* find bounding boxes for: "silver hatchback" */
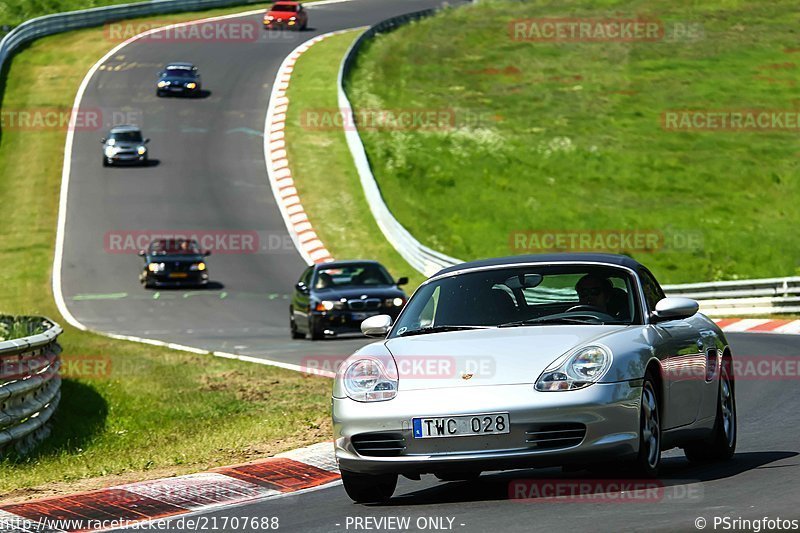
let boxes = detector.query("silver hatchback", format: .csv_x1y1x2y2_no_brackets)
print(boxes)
101,125,150,166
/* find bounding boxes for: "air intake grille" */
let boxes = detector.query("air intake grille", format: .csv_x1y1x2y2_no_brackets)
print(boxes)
525,423,586,449
352,432,406,457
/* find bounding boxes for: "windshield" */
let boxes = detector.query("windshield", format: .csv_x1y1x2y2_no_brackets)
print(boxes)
390,264,641,337
271,4,298,12
162,69,195,78
109,131,143,143
314,264,394,289
149,239,201,255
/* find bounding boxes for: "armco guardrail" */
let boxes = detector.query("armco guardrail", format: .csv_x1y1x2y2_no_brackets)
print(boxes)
338,7,462,277
663,277,800,317
337,8,798,316
0,0,260,81
0,316,62,455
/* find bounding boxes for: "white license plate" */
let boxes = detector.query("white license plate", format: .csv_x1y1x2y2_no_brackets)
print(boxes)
352,311,378,321
412,413,510,439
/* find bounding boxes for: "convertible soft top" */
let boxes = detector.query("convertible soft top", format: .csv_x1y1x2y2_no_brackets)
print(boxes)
433,253,644,277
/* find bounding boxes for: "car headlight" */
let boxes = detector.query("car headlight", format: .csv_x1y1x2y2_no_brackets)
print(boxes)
147,263,165,272
535,345,612,391
289,16,296,20
384,297,405,308
157,81,168,88
137,146,147,155
104,146,117,157
315,300,344,311
186,82,197,89
189,262,206,271
265,15,274,21
343,357,398,402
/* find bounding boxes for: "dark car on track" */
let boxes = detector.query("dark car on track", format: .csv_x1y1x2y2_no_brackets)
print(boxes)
139,238,211,289
156,62,202,97
291,260,408,340
101,125,150,166
263,1,308,30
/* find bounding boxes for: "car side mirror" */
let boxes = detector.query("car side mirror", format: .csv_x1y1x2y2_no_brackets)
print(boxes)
652,297,699,322
138,250,146,257
203,250,211,256
100,138,106,143
144,138,150,144
396,276,409,286
361,314,392,338
295,281,309,293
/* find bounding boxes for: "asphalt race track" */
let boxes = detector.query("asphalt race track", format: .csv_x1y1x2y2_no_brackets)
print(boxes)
60,0,452,365
118,332,799,532
60,1,800,531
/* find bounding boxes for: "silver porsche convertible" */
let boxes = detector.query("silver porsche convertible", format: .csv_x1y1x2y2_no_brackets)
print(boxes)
332,254,736,503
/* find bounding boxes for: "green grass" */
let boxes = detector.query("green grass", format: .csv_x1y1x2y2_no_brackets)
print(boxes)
0,0,260,28
284,30,426,290
0,4,333,502
346,0,800,284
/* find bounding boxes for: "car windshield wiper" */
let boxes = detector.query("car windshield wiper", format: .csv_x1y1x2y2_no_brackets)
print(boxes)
498,316,604,328
397,325,490,337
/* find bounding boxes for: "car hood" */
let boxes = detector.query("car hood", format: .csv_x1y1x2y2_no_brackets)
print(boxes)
160,76,197,84
267,10,296,17
384,325,626,390
107,141,141,150
314,285,405,299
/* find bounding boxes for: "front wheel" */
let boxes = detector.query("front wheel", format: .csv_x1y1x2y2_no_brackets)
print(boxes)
684,360,736,463
308,315,324,340
632,372,661,476
290,309,304,339
341,471,397,503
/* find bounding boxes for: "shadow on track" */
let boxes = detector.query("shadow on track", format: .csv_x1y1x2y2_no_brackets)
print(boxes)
377,451,798,506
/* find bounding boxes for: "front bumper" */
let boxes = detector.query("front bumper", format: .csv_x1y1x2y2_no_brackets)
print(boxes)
263,20,299,29
157,85,200,95
333,380,641,475
107,153,146,164
142,272,209,287
312,308,401,335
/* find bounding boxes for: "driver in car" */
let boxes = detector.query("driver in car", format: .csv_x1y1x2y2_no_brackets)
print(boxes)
575,274,613,314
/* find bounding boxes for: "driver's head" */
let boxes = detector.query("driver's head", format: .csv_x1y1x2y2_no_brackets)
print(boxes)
575,275,613,311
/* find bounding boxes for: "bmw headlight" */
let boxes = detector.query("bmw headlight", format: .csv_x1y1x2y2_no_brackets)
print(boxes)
186,82,197,89
342,357,398,402
157,81,168,88
535,345,612,391
189,262,206,271
315,300,344,311
147,263,165,272
137,146,147,155
384,297,405,308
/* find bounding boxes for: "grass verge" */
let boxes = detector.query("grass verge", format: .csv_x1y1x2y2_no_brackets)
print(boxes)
284,29,426,289
0,4,332,503
346,0,800,284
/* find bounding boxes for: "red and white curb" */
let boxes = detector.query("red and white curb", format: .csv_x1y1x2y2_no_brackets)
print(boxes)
264,30,355,266
713,317,800,335
0,443,339,532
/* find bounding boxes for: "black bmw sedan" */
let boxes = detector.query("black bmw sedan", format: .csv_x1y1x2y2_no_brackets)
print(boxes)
156,62,202,97
139,238,210,289
291,260,408,340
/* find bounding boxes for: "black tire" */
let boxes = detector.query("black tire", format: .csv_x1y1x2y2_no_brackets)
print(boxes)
435,471,481,482
102,157,110,167
290,309,304,339
308,316,324,340
632,371,661,477
684,359,736,463
341,471,397,504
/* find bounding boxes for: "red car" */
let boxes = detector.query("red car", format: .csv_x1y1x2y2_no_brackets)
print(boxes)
263,1,308,30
